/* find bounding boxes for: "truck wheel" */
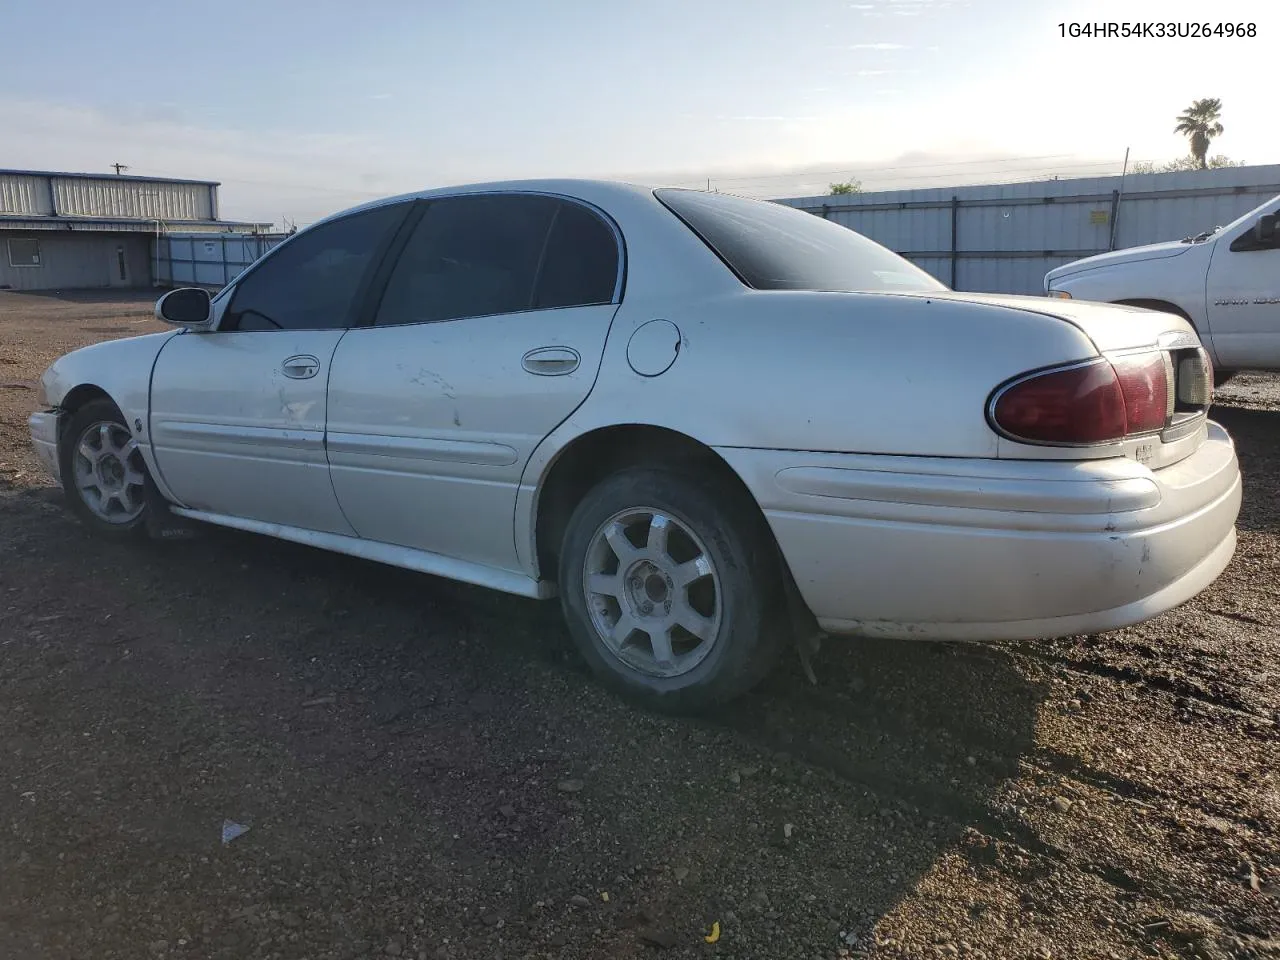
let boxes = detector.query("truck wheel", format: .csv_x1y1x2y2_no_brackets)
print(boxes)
58,399,151,541
557,465,787,712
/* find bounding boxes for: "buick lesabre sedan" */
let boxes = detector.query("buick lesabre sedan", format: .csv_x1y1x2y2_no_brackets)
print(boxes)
29,181,1242,709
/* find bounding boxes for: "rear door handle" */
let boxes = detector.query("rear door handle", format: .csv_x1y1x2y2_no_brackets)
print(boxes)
282,355,320,379
522,346,581,376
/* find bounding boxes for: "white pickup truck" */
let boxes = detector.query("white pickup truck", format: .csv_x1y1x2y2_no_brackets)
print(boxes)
1044,192,1280,384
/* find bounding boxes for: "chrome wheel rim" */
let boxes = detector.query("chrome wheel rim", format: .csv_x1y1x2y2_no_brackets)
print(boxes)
72,421,147,524
582,507,723,678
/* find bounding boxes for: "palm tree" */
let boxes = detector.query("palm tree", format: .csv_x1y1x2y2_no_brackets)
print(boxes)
1174,99,1224,170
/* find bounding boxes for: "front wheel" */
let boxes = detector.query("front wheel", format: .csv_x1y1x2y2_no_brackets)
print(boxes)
557,466,787,711
58,399,151,540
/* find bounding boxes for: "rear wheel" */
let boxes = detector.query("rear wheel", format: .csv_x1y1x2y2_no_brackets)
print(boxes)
58,399,151,540
557,466,787,711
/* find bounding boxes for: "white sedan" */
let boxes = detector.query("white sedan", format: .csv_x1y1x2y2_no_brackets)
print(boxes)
28,181,1242,709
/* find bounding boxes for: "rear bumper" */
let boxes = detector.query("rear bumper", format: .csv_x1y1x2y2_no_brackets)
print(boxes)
28,411,61,486
717,421,1241,641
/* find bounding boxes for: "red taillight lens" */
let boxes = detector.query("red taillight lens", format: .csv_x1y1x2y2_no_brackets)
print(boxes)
991,351,1172,446
993,361,1127,444
1111,352,1170,434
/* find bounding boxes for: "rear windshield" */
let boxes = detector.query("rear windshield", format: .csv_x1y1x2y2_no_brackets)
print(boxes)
655,188,946,294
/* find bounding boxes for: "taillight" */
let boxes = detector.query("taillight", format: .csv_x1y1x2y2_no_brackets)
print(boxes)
1110,352,1171,434
990,352,1171,446
1177,351,1212,407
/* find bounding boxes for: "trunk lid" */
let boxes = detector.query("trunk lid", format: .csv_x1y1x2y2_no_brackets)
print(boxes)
912,291,1212,468
922,291,1198,351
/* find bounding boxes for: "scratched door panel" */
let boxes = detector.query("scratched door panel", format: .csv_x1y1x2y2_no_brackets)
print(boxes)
325,304,617,571
149,329,355,534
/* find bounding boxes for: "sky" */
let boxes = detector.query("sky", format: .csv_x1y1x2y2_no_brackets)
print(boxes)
2,0,1277,227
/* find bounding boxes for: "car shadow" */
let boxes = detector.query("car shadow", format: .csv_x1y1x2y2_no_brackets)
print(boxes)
0,486,1046,957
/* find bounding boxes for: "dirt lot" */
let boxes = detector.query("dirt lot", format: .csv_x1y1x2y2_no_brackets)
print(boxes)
0,290,1277,960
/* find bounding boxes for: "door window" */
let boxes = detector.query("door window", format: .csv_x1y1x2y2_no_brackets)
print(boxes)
1228,206,1280,253
374,194,622,327
223,202,408,331
533,201,621,308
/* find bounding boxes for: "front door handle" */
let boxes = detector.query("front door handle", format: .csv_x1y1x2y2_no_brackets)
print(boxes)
282,355,320,380
522,346,581,376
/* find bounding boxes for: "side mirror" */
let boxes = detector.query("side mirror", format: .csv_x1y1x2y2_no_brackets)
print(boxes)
156,287,212,327
1254,213,1278,246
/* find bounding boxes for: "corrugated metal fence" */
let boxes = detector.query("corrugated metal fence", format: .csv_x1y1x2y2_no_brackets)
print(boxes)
153,232,289,289
778,164,1280,295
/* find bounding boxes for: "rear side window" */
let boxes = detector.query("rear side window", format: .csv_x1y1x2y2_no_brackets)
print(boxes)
225,202,407,331
375,194,553,326
654,188,946,294
376,194,620,327
533,202,620,308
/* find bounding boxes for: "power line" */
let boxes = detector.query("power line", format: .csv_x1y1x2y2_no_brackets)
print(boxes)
706,158,1134,191
141,151,1130,201
187,151,1175,228
696,152,1085,185
116,165,392,198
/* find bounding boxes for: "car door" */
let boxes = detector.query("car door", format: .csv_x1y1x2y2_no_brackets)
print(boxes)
1204,203,1280,369
325,192,623,572
148,201,411,533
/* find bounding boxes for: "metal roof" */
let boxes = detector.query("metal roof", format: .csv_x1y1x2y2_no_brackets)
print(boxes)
0,168,220,187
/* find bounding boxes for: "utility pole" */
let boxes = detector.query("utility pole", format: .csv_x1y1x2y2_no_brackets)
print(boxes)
112,163,129,175
1109,146,1130,251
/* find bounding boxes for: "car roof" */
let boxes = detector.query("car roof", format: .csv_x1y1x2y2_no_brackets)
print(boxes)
326,178,668,226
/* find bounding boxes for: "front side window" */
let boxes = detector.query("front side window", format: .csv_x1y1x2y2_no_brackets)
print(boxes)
224,202,407,331
1229,205,1280,253
374,194,621,327
655,188,946,294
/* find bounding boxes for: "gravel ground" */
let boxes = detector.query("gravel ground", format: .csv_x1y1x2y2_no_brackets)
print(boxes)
0,290,1277,960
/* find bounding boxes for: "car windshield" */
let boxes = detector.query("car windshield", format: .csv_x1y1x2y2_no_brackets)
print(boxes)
655,188,947,294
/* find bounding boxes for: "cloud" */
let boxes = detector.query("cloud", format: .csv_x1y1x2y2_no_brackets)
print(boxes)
849,42,908,49
367,93,393,101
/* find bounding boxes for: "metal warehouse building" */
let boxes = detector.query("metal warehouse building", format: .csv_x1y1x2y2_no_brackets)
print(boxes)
0,169,271,292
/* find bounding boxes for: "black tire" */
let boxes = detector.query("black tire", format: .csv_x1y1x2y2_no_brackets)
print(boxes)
58,398,151,541
557,465,788,712
1213,370,1236,389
